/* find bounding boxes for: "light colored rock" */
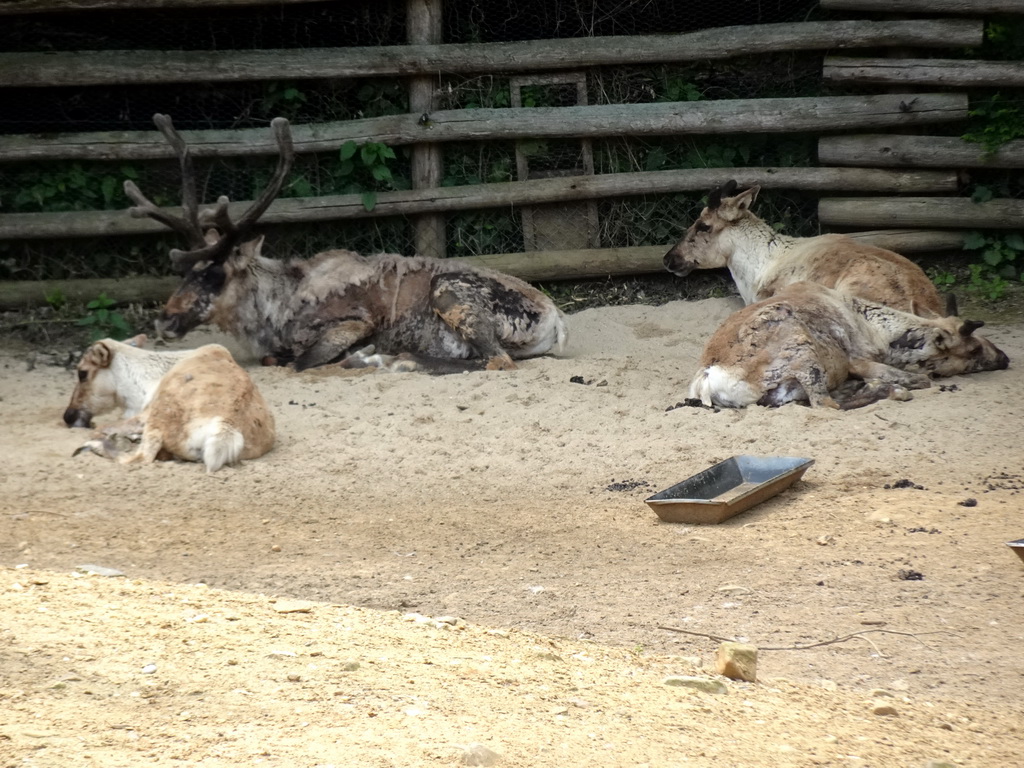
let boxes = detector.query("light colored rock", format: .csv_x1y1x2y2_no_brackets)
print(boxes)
717,584,751,596
461,742,500,766
715,642,757,682
272,600,314,614
76,564,125,578
663,676,728,694
871,700,899,716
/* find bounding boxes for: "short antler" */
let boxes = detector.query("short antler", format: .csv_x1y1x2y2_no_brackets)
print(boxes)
126,114,295,272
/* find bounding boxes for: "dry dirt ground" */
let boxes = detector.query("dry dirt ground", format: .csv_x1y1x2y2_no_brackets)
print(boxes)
2,296,1024,767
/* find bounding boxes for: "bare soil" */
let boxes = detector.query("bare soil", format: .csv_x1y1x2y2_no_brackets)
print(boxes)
2,296,1023,767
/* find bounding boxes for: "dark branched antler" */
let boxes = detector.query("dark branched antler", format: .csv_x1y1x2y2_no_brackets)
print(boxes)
125,115,295,272
707,179,739,210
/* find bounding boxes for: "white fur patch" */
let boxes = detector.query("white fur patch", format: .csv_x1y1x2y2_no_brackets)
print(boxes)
512,311,568,359
185,417,245,473
689,365,759,408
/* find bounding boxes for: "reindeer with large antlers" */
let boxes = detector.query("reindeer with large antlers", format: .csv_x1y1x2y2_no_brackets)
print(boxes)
126,115,566,372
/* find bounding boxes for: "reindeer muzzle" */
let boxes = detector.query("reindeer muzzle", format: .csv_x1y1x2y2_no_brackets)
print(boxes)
154,314,184,340
664,247,695,277
63,408,93,429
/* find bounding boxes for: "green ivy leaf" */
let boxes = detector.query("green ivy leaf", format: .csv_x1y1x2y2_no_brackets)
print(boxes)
339,142,358,161
361,191,377,212
962,231,987,250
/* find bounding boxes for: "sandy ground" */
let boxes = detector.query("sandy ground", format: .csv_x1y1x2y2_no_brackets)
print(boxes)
2,295,1024,767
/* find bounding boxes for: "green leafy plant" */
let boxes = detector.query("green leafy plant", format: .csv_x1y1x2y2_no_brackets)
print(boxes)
77,294,133,342
4,163,140,213
337,141,399,211
964,231,1024,278
45,288,67,311
963,95,1024,156
261,82,308,120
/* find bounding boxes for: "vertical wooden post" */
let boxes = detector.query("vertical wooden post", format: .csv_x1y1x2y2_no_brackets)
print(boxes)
407,0,446,259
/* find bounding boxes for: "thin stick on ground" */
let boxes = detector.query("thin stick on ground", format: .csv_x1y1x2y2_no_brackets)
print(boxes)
657,625,955,658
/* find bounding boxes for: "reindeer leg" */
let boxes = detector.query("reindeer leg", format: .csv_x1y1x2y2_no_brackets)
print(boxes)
836,359,932,410
293,319,375,371
429,274,518,371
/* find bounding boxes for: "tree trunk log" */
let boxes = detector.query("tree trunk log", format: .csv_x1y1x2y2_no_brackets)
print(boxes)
820,0,1023,13
0,167,958,240
0,20,982,85
0,229,967,309
819,197,1024,230
0,0,330,12
819,135,1024,169
824,58,1024,88
0,93,968,163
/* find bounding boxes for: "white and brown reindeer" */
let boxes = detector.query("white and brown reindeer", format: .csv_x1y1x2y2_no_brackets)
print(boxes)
665,180,950,317
63,336,275,473
125,115,566,373
689,281,1009,410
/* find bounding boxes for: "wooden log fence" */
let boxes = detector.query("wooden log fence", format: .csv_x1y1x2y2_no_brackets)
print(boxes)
0,229,970,310
823,58,1024,88
0,0,330,12
0,94,968,163
819,135,1024,169
820,0,1024,13
0,167,960,240
0,20,982,88
819,197,1024,230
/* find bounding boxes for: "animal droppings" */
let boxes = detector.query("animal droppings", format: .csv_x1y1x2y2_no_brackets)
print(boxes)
897,569,924,581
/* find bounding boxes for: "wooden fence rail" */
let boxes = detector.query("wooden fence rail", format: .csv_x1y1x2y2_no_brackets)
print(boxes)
0,0,329,12
0,166,958,240
819,197,1024,229
0,20,982,87
820,0,1024,13
823,58,1024,88
819,135,1024,169
0,229,970,310
0,93,968,163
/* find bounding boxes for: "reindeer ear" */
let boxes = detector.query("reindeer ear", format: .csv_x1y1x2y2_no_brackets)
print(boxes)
85,341,114,369
959,319,985,337
236,235,265,266
734,185,760,211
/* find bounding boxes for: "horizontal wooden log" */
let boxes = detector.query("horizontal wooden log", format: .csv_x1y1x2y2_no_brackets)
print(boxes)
0,93,968,163
819,135,1024,169
0,20,982,87
0,229,968,309
0,0,331,13
0,167,959,240
824,58,1024,88
819,197,1024,230
820,0,1024,13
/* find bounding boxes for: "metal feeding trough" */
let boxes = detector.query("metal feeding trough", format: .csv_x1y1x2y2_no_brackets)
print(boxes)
645,455,814,525
1006,539,1024,563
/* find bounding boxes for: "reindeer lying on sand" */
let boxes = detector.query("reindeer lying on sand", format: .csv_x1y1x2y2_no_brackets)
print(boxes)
64,336,275,473
127,115,566,373
665,180,948,316
689,282,1008,410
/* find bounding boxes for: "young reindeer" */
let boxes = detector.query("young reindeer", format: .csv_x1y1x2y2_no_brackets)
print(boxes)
689,281,1009,410
125,115,566,373
665,180,948,316
64,337,275,473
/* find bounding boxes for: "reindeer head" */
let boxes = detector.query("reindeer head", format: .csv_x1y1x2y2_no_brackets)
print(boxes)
63,335,147,428
125,115,294,340
664,180,761,277
891,295,1009,377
